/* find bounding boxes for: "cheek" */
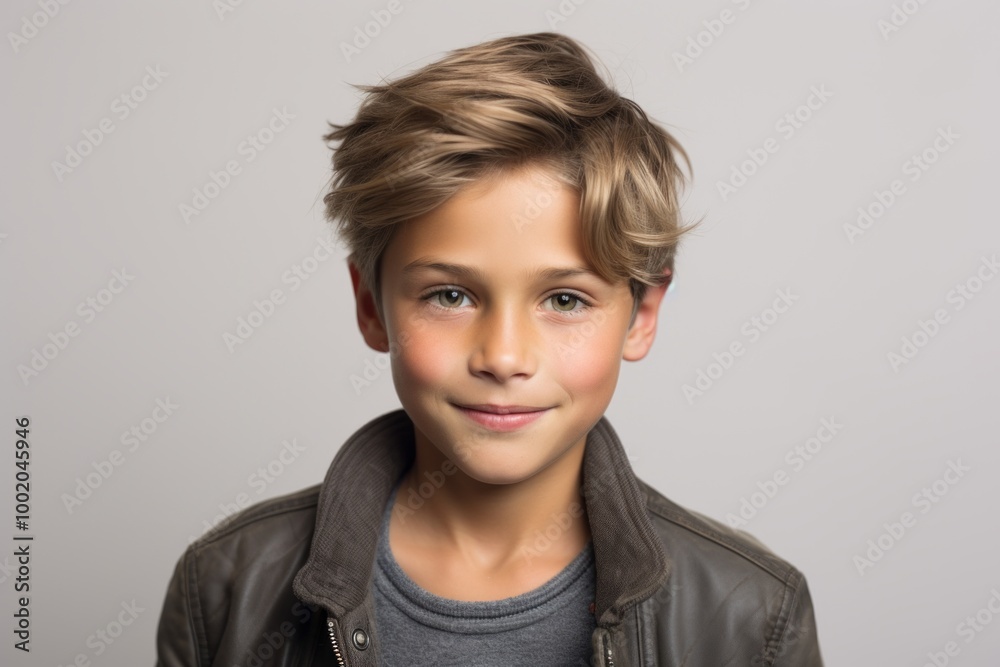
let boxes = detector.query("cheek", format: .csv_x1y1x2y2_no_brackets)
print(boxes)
391,321,456,389
545,319,626,393
560,355,616,393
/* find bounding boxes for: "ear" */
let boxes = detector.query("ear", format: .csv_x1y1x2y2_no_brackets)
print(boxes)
348,259,390,352
622,268,672,362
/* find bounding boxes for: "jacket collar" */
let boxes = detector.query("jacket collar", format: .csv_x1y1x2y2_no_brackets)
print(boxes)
292,408,670,627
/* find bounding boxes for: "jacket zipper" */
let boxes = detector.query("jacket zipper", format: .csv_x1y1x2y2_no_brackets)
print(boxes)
326,617,347,667
603,632,615,667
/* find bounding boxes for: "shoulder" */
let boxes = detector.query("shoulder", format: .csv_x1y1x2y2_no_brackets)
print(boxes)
630,477,824,665
156,485,325,665
635,475,801,584
181,483,321,577
636,475,815,628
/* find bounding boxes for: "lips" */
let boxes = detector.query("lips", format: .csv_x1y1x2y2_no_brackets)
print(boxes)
455,403,549,414
452,403,552,432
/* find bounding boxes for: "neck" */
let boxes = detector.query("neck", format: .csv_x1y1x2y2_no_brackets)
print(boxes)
392,431,591,571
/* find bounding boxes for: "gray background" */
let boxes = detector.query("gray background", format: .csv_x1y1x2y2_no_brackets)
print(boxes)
2,0,999,665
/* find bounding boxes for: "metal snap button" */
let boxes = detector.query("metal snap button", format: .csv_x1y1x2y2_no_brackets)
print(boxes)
352,628,370,650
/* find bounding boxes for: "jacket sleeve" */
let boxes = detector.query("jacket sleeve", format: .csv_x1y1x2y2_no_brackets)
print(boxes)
155,548,203,667
771,569,823,667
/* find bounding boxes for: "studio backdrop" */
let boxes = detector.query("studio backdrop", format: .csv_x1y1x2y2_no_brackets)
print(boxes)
2,1,998,665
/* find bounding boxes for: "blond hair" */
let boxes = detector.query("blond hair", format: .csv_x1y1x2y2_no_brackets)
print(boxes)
322,32,701,322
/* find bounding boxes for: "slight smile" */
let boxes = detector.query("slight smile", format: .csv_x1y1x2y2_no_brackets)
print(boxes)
452,403,552,432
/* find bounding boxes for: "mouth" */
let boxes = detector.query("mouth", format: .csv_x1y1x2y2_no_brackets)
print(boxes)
451,403,552,431
454,403,550,414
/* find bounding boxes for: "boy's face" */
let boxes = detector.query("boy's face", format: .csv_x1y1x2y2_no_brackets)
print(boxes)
349,162,671,486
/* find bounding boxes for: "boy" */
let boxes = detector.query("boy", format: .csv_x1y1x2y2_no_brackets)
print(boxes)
156,32,823,666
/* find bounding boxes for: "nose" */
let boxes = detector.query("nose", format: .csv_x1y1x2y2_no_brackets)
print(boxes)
468,302,537,382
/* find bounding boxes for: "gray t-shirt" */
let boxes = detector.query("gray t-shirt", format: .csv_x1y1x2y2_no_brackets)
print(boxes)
372,480,597,666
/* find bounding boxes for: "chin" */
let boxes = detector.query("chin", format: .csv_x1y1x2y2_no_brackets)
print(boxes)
452,437,561,486
455,461,544,486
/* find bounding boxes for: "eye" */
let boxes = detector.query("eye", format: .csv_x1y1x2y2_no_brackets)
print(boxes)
424,288,471,310
548,292,591,314
420,288,593,315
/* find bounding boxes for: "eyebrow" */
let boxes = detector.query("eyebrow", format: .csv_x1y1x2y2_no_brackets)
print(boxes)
401,259,604,284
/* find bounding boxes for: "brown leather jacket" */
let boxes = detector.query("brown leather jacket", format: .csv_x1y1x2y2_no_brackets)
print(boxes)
155,409,824,666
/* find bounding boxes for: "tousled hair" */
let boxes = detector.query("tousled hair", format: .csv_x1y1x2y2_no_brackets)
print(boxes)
321,32,701,323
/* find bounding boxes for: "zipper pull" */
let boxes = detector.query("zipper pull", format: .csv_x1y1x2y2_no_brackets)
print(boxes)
327,618,347,667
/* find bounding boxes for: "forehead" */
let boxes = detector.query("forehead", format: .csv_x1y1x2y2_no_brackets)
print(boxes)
383,163,590,276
